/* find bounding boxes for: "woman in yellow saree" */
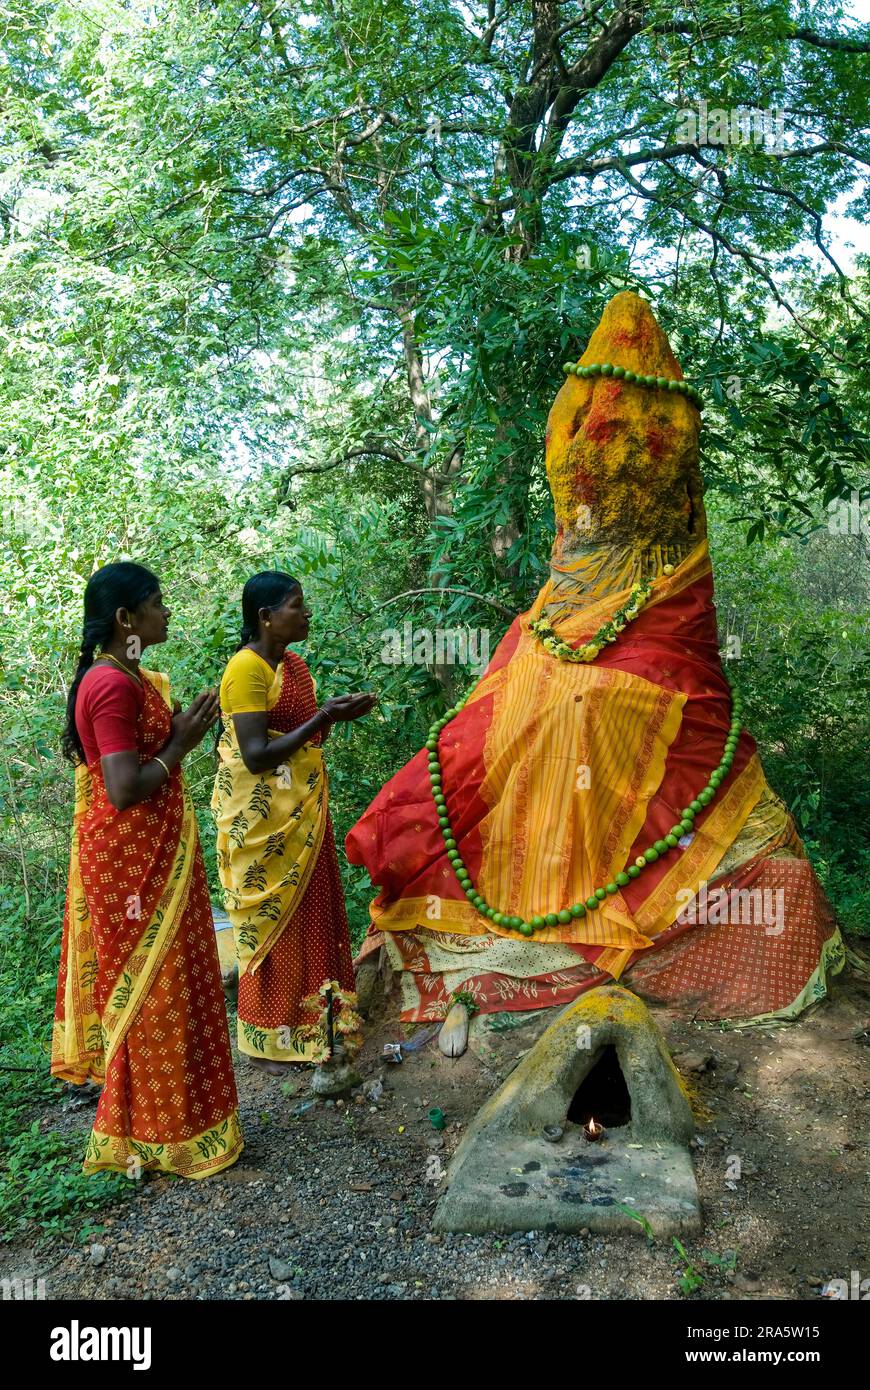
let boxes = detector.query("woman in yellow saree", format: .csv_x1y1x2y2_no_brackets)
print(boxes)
52,562,243,1178
212,571,374,1070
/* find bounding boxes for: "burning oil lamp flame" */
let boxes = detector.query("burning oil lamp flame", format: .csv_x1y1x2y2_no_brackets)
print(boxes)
583,1116,604,1142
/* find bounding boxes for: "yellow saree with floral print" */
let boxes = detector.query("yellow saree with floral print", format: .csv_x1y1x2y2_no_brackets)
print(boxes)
212,649,359,1062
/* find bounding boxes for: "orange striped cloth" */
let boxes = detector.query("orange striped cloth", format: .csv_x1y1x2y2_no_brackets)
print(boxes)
348,541,762,966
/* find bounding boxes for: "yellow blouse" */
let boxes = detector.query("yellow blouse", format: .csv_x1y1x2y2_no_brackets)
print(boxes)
220,649,282,716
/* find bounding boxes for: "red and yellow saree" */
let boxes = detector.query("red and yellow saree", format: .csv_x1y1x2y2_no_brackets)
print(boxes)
212,650,359,1062
348,292,844,1027
52,668,243,1178
347,541,843,1025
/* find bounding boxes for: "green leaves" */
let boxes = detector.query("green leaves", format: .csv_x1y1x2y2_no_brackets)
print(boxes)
711,496,870,936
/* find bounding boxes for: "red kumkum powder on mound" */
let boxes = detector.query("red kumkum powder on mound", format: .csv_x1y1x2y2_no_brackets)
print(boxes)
645,424,667,461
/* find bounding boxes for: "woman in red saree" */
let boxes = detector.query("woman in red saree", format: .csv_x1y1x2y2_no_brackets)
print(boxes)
212,571,374,1070
52,562,243,1178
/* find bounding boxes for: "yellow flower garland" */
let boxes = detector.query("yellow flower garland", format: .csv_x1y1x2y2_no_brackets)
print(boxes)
529,576,657,662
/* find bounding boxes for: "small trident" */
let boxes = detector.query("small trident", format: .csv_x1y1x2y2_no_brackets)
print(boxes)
324,985,335,1058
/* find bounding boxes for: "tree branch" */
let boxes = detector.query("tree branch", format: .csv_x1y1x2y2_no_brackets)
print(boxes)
284,444,433,480
330,586,515,638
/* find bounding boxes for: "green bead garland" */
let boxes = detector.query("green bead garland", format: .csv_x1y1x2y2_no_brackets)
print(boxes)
561,359,704,410
424,685,742,937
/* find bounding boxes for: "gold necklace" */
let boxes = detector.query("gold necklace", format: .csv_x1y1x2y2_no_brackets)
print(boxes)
96,651,143,687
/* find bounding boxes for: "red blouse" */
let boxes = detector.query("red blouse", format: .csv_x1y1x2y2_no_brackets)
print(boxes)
75,664,144,767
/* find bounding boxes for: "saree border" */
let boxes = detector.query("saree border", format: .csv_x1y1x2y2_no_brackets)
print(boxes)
51,765,104,1084
237,1017,329,1063
83,1109,244,1180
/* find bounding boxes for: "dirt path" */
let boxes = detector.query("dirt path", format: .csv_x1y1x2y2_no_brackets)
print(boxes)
3,962,868,1302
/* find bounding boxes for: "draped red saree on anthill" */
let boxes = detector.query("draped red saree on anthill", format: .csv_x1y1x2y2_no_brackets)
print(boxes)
52,669,242,1178
348,291,843,1027
347,541,843,1025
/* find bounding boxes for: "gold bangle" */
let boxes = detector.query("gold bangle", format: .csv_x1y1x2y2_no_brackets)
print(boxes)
153,756,172,779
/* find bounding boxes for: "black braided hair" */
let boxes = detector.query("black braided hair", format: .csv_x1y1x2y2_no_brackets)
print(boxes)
236,571,301,649
211,571,303,756
61,562,160,764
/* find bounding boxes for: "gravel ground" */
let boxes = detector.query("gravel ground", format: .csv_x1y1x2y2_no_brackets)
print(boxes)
4,954,868,1302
